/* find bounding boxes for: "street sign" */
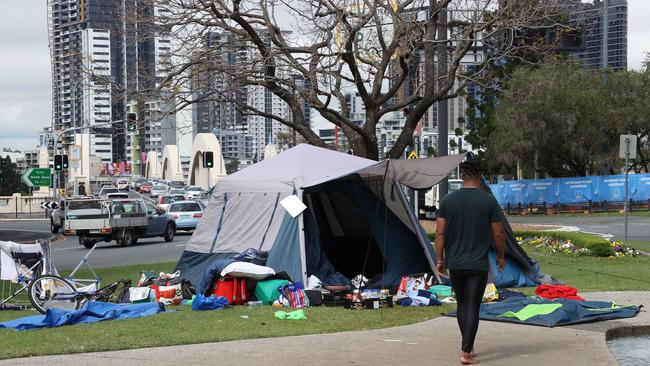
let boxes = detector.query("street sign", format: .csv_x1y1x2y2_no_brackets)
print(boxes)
407,151,418,160
41,201,58,210
21,168,52,188
619,134,637,159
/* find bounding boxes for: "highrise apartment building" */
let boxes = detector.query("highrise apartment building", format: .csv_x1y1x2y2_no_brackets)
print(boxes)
191,31,305,162
48,0,176,166
565,0,627,70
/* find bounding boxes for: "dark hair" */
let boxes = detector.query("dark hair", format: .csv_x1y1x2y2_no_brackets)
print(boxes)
459,160,482,180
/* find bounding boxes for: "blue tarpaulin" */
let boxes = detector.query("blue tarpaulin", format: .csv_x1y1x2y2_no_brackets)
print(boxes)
0,301,163,331
448,297,640,327
491,173,650,206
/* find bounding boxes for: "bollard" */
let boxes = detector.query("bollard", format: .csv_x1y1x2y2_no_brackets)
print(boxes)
506,203,511,215
517,203,522,215
588,200,592,213
528,202,533,214
543,201,547,215
14,196,18,219
648,199,650,212
604,200,608,213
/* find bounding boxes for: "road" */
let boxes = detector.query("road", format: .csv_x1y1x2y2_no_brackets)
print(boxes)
0,188,190,270
507,214,650,241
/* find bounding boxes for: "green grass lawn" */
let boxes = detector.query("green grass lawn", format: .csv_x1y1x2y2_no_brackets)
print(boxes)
1,231,648,360
0,261,452,360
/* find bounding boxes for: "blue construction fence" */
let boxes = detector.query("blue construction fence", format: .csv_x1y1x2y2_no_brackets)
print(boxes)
490,173,650,206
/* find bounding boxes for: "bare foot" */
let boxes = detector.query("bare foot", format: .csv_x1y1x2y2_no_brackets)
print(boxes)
460,352,480,365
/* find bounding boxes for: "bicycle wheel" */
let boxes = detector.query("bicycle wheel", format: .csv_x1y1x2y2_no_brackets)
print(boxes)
28,275,81,314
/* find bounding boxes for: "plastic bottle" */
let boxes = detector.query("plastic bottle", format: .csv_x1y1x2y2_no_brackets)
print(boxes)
247,301,263,307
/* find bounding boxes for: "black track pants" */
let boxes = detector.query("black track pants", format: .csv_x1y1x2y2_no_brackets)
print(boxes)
450,269,488,353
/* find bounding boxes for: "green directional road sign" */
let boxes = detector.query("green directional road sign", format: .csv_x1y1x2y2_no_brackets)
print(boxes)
22,168,52,188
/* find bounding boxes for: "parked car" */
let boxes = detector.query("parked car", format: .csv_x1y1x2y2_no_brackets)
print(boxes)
184,186,203,199
167,200,203,231
139,182,153,194
99,186,120,197
116,178,130,191
150,184,168,198
157,194,187,212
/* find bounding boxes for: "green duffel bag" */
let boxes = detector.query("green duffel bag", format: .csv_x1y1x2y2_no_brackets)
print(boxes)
254,279,290,304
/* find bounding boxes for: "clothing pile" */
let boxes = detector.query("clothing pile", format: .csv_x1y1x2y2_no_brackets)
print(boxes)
127,270,195,305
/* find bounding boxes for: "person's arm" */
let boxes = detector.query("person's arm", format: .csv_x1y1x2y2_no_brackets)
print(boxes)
434,218,446,275
491,221,506,272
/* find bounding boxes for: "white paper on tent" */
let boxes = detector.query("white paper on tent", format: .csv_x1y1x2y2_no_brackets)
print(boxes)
280,194,307,218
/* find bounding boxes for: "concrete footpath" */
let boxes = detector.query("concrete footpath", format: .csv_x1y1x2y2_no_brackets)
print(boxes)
1,292,648,366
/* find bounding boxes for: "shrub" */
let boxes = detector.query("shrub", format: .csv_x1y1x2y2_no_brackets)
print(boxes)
515,231,613,257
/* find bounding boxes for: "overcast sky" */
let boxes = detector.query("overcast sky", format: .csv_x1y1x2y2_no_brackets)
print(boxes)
0,1,648,152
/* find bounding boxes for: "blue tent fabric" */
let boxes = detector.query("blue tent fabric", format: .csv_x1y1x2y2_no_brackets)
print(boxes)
266,213,303,284
303,179,432,287
0,302,163,331
196,258,235,295
175,251,235,289
303,209,351,286
448,297,640,327
488,251,539,288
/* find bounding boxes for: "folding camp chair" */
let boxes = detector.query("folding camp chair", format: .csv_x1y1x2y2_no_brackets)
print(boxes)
0,240,56,310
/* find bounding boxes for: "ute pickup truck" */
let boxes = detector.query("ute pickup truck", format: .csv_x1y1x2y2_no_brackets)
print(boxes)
50,196,98,234
63,198,176,248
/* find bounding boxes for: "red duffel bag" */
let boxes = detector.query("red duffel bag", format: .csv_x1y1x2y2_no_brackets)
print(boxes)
212,276,249,305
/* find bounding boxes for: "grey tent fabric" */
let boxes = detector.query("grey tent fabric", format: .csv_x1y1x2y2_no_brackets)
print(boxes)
176,144,465,287
354,154,467,190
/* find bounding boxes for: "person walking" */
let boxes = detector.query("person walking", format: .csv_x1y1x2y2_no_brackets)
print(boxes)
434,160,506,365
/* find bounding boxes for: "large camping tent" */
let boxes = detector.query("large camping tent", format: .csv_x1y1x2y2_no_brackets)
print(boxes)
175,144,539,288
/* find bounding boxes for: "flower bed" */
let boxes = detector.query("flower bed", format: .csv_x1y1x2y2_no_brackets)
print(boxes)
517,235,641,258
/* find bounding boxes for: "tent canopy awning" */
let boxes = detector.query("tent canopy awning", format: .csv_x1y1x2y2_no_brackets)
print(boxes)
303,153,467,190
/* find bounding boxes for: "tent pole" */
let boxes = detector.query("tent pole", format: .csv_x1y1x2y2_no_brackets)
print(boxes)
393,181,442,283
297,189,308,285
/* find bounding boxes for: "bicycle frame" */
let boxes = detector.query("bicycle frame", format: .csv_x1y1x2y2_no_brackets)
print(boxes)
0,260,42,307
64,243,101,292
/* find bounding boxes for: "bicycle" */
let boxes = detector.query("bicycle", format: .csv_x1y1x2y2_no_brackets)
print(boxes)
27,244,131,314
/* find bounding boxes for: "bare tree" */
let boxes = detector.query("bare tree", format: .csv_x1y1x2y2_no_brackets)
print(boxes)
134,0,567,160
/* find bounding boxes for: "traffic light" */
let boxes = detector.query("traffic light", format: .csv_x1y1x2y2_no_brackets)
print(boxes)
0,157,5,173
54,155,63,171
127,112,137,133
62,155,69,169
203,151,214,168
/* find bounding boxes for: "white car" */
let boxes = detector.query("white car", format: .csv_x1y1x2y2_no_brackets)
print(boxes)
106,192,130,200
184,186,203,199
99,186,120,197
116,178,130,191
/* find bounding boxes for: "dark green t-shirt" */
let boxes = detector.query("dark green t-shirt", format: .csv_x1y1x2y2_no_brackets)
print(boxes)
437,188,501,271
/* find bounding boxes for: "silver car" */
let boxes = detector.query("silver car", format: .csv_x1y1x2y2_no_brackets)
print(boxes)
167,200,204,231
150,185,168,198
